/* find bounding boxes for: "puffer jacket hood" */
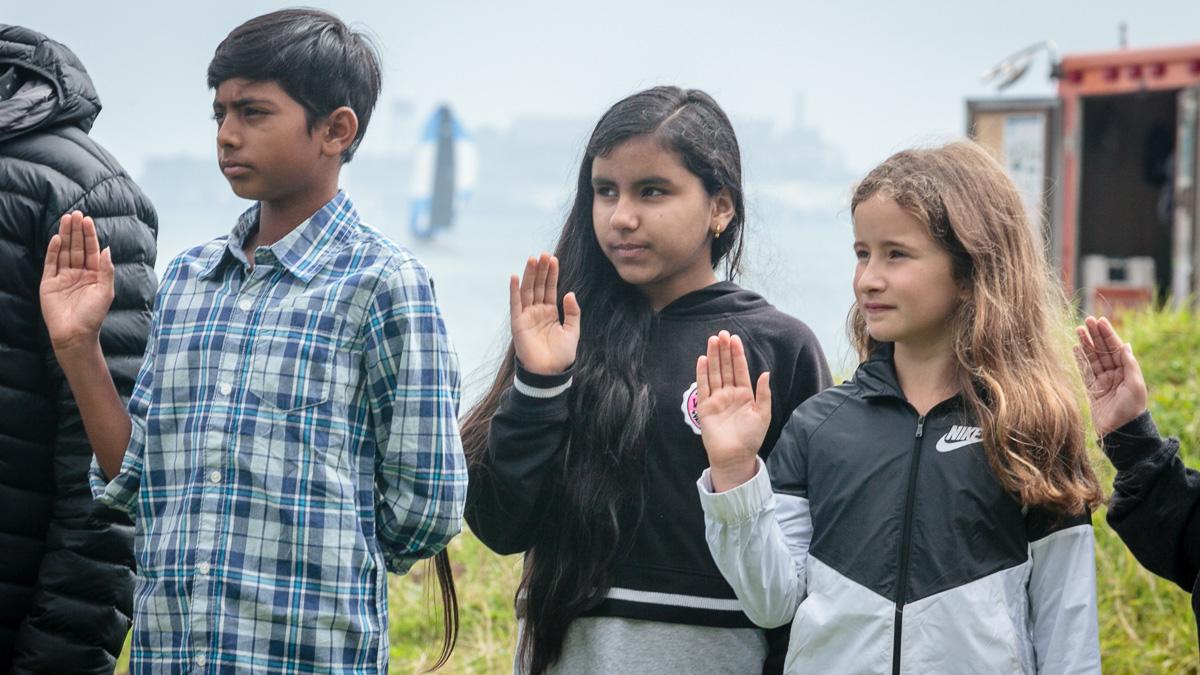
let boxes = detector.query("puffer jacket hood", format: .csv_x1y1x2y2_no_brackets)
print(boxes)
0,24,100,142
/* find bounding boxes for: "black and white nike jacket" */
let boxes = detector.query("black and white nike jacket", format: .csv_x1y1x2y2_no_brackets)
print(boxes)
466,281,831,628
698,344,1101,674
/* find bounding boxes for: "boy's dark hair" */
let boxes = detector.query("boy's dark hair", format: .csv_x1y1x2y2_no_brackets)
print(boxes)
207,8,381,163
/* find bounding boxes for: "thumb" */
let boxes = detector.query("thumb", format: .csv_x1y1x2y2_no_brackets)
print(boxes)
1122,342,1146,382
755,371,772,414
101,247,115,288
562,291,581,332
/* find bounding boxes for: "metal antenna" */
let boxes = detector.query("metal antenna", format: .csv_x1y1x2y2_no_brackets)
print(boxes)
980,40,1060,91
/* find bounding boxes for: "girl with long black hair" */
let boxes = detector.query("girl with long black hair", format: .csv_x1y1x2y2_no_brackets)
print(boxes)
460,86,831,674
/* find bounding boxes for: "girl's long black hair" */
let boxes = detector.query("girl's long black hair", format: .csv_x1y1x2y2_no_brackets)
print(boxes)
460,86,745,674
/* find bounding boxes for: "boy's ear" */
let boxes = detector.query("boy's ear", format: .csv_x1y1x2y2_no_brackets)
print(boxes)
318,106,359,158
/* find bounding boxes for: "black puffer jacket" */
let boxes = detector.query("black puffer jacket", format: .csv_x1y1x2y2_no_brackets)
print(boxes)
0,25,156,674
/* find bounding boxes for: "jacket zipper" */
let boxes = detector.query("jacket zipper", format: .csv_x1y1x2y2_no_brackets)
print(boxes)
892,414,925,675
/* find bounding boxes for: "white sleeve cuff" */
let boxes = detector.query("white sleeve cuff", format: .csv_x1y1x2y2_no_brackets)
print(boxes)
697,457,773,524
513,373,572,398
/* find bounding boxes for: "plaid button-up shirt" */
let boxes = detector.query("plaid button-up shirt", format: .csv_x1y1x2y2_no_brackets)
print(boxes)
91,191,466,674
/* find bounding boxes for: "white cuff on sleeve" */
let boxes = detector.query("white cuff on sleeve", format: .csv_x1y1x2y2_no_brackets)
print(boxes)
697,457,773,524
513,373,572,398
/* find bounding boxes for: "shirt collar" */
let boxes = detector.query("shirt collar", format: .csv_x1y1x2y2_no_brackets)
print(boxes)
199,190,358,282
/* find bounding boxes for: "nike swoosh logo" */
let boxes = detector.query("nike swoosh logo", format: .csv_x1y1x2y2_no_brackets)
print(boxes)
936,438,981,453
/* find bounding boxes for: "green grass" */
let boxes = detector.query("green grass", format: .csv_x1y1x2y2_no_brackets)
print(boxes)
386,532,522,673
119,306,1199,674
1091,305,1199,673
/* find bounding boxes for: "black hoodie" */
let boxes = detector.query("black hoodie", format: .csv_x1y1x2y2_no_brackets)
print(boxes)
1103,412,1200,653
0,24,156,675
466,281,831,630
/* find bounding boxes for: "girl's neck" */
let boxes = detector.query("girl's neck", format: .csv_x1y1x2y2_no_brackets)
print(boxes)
640,268,719,312
893,339,959,416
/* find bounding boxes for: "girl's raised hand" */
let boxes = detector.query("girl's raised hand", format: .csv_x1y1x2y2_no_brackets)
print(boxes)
696,331,771,492
1075,316,1148,437
510,253,580,375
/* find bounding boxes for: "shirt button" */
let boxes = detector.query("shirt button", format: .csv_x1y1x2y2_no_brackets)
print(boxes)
195,653,207,667
218,382,232,396
238,298,253,312
209,470,222,484
198,561,211,575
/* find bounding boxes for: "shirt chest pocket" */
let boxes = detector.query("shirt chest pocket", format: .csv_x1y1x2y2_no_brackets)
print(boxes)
248,308,346,412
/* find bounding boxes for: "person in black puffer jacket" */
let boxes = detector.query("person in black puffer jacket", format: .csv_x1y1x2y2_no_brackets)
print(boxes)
0,24,156,674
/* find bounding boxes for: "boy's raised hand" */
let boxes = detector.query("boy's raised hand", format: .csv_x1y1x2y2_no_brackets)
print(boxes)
40,211,115,353
509,253,580,375
1075,316,1148,437
697,331,771,492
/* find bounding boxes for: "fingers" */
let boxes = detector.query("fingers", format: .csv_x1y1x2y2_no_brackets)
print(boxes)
1075,324,1102,378
43,233,62,281
704,332,753,392
1071,343,1089,379
562,291,581,333
1075,316,1096,353
1072,344,1099,394
1085,316,1118,372
82,215,100,271
696,355,710,401
508,274,521,320
57,213,72,273
519,254,561,308
543,255,559,306
731,334,751,389
532,252,550,304
519,256,537,309
718,331,734,389
45,210,108,283
69,211,86,270
755,371,772,412
706,335,722,389
1096,315,1123,345
1082,317,1108,370
1097,317,1126,366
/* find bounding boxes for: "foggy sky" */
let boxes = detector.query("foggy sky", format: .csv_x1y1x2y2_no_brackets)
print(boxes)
5,0,1199,174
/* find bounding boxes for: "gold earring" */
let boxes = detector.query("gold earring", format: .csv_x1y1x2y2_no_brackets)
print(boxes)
714,226,722,239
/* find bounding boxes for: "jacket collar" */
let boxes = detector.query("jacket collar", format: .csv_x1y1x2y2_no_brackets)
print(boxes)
854,342,906,400
853,341,971,416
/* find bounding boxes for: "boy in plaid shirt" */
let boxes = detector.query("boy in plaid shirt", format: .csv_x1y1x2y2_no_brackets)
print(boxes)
39,9,466,673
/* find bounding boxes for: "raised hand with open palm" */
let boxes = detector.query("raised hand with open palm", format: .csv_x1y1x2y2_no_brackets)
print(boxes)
1075,316,1148,437
38,210,132,479
40,211,115,354
696,330,771,492
510,253,580,375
